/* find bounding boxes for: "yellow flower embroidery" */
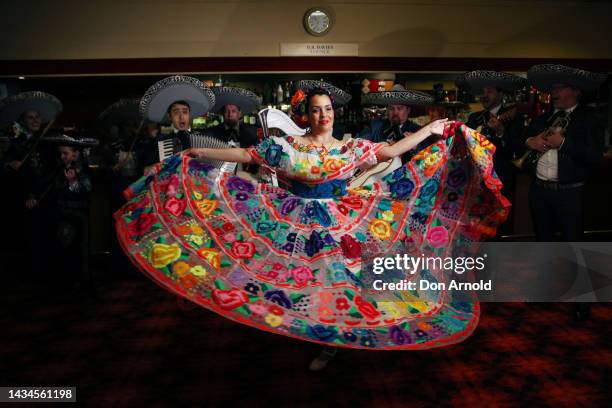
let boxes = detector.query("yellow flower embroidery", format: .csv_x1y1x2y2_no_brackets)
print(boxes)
189,265,208,277
381,210,394,221
425,153,440,167
151,243,182,269
264,313,283,327
193,191,203,201
369,219,392,240
379,302,402,319
188,234,203,246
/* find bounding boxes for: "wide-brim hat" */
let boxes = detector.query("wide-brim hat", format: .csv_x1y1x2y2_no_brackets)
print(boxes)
455,70,527,94
98,98,142,128
0,91,62,126
42,133,99,148
140,75,215,123
527,64,607,92
361,84,434,106
212,86,261,114
293,80,352,106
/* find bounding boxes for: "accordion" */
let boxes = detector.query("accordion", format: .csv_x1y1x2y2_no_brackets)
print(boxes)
157,131,231,169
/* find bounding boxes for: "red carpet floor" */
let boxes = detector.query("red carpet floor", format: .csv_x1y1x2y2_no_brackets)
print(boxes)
2,275,611,407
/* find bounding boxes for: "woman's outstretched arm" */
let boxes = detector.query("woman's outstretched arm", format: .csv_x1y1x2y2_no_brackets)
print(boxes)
377,119,449,162
186,147,255,164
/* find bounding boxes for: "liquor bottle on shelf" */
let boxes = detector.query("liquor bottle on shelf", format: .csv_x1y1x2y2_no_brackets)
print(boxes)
276,83,284,105
263,83,273,105
284,82,290,102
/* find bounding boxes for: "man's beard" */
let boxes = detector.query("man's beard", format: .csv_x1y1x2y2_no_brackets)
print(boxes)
225,119,239,127
389,116,402,125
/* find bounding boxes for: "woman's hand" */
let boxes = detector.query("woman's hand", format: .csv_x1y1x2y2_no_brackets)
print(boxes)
427,118,450,136
185,148,206,159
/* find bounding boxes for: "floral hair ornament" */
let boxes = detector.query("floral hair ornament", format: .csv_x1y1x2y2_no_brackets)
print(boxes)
290,89,308,128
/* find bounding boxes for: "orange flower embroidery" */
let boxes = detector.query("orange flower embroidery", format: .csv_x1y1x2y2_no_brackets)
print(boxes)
197,248,221,271
369,219,393,240
322,158,344,172
196,199,218,216
172,261,190,277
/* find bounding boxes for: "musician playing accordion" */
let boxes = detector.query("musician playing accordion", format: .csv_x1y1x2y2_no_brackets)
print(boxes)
139,75,217,168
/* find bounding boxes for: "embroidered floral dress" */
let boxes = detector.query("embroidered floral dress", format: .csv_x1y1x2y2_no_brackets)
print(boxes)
115,122,509,350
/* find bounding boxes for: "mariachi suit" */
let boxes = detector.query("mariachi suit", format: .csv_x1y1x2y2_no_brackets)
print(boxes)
466,105,524,202
2,131,55,277
523,105,605,241
208,123,258,148
360,118,426,163
208,123,259,172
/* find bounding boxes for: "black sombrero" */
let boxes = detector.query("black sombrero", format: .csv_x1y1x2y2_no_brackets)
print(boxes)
43,132,99,148
0,91,62,126
98,98,142,128
293,80,352,106
455,70,527,94
212,87,261,114
361,84,434,106
140,75,215,123
527,64,607,92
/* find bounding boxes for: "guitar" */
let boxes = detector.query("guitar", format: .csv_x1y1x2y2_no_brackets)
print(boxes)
348,156,402,188
475,105,518,137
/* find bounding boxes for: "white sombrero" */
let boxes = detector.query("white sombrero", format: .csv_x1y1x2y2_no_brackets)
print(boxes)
140,75,215,123
0,91,62,126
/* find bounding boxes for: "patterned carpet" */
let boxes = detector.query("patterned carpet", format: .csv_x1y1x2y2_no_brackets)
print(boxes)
1,273,611,408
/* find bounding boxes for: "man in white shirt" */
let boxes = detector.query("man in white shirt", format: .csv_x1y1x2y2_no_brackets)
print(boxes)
525,64,607,320
525,65,606,243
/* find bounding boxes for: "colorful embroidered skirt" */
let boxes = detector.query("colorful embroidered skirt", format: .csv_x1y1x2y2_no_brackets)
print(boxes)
115,123,510,350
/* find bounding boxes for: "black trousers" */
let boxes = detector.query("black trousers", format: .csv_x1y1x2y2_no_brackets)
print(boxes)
528,180,584,242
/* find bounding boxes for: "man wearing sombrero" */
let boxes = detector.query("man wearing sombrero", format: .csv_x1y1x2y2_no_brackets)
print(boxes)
1,91,62,174
208,86,261,149
37,131,98,289
360,84,434,162
139,75,215,165
457,70,527,225
0,91,62,276
525,64,607,319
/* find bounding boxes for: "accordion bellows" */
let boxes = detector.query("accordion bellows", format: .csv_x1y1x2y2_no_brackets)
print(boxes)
157,132,231,169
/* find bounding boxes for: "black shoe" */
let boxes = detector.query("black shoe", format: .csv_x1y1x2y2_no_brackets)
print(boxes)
309,347,337,371
574,303,591,321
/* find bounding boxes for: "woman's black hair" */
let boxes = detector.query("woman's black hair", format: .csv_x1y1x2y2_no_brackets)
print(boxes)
305,87,334,112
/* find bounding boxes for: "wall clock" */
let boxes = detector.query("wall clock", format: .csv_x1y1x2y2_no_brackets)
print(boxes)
303,8,333,36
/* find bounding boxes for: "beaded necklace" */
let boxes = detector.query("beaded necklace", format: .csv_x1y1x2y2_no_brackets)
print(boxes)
286,135,353,159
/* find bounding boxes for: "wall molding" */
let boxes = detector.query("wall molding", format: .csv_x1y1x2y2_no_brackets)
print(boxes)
2,57,612,77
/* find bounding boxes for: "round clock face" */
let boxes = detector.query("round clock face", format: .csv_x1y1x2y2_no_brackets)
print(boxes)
304,9,332,36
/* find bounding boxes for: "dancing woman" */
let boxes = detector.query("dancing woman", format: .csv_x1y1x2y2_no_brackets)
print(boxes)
115,83,509,367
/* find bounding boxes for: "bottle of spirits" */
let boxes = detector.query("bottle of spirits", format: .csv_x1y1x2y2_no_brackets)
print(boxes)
276,83,284,105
